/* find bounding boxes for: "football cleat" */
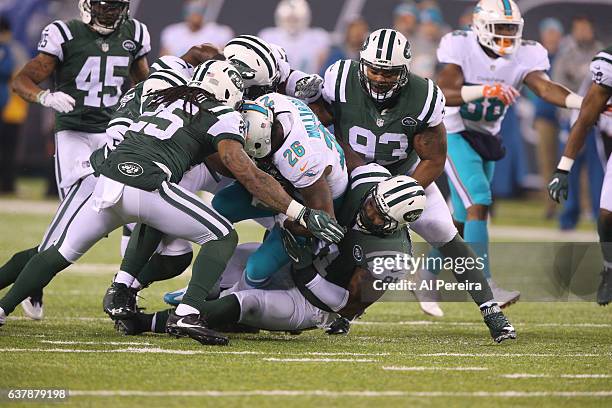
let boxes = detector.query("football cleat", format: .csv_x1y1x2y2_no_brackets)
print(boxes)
115,318,146,336
487,279,520,308
482,305,516,343
597,268,612,306
103,282,137,319
411,268,444,317
163,287,187,306
21,289,44,320
326,316,351,335
166,311,229,346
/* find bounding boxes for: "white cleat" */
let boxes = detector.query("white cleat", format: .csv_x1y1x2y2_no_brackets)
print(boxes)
411,268,444,317
487,279,520,309
0,307,6,327
418,301,444,317
21,297,44,320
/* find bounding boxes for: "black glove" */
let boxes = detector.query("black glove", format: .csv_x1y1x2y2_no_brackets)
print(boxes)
296,208,345,244
326,316,351,335
547,169,569,203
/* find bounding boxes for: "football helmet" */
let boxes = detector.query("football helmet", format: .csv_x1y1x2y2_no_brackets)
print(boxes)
188,60,244,110
79,0,130,35
224,35,280,99
275,0,311,35
359,28,411,103
357,175,426,236
472,0,524,56
240,99,274,159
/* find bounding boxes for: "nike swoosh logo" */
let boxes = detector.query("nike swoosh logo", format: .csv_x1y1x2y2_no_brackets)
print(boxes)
176,318,201,329
300,162,309,172
313,214,321,227
548,179,559,188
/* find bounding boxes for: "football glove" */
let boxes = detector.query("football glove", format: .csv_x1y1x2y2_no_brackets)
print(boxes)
547,169,569,203
294,74,324,103
280,228,313,269
296,207,345,244
326,316,351,335
37,90,76,113
483,83,520,105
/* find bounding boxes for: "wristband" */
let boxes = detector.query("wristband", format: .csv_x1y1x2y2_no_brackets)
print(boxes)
557,156,574,172
565,93,583,109
285,70,310,98
460,85,485,103
36,89,49,104
286,200,305,221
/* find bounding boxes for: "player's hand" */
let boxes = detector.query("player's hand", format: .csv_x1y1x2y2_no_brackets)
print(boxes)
296,208,345,244
326,316,351,335
280,228,313,269
294,74,324,103
37,90,76,113
547,169,569,203
483,83,520,105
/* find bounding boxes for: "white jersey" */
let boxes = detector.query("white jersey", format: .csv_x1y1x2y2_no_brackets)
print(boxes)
591,47,612,136
160,22,233,57
258,27,330,74
255,93,348,200
437,30,550,136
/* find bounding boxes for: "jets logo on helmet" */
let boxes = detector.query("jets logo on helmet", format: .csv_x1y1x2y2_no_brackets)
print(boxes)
472,0,524,56
188,60,245,110
357,175,426,236
359,29,411,102
224,35,280,99
240,99,274,159
79,0,130,35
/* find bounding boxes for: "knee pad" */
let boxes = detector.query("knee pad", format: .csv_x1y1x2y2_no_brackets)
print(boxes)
234,290,265,323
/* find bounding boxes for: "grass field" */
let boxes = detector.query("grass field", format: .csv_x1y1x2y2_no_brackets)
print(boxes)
0,184,611,407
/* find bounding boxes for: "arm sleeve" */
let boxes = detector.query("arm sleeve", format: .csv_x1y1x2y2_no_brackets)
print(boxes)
436,32,463,65
521,41,550,79
133,19,151,59
209,110,246,148
427,84,446,127
37,21,71,61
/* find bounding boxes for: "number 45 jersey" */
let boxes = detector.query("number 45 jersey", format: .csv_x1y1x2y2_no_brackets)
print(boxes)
38,19,151,133
322,59,445,176
437,30,549,136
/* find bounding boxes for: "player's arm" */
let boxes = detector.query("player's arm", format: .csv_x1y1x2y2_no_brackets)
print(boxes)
203,153,234,178
298,168,335,217
436,63,465,106
338,266,385,319
217,139,344,243
130,56,150,84
524,70,582,109
11,53,57,103
411,123,447,188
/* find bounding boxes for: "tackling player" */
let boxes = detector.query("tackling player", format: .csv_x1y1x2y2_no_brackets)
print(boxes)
436,0,585,305
548,45,612,305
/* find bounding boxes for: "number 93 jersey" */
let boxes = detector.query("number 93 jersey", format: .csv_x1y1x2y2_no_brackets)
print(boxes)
322,59,445,176
38,19,151,133
257,93,348,200
437,30,549,136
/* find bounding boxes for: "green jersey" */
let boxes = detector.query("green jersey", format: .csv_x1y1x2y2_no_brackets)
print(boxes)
322,60,445,175
295,163,411,312
37,18,151,133
97,98,244,191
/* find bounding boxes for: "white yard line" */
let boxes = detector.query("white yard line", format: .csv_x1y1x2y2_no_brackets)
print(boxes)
263,358,374,363
418,353,606,357
354,321,612,328
502,374,612,379
383,366,488,371
40,340,152,346
68,390,612,398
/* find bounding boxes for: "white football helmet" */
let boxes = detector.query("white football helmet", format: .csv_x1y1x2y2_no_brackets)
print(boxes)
188,60,244,110
79,0,130,35
472,0,524,56
224,35,280,99
357,175,426,236
359,28,411,102
275,0,311,36
240,99,274,159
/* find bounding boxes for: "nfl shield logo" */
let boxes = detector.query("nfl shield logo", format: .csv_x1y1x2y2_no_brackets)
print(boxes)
101,42,109,52
376,118,384,127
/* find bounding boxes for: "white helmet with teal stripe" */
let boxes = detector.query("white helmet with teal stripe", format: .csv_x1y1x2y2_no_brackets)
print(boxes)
240,99,274,159
472,0,524,56
359,28,411,103
188,60,244,110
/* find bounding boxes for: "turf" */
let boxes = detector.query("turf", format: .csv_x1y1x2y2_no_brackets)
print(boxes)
0,199,611,407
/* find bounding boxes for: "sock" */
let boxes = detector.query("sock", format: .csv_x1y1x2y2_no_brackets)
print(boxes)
0,246,71,314
200,293,241,327
463,220,491,279
113,271,135,286
137,252,193,287
175,303,199,316
119,224,163,278
0,246,39,290
598,214,612,270
438,234,494,306
182,230,238,312
152,309,172,332
130,279,143,291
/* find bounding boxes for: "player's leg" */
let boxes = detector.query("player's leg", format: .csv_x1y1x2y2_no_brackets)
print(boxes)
134,237,193,289
597,155,612,305
244,226,291,288
211,181,277,222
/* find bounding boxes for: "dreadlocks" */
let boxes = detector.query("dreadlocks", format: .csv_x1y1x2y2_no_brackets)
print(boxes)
147,86,218,119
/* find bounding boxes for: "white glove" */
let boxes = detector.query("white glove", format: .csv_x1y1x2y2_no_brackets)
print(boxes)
37,90,76,113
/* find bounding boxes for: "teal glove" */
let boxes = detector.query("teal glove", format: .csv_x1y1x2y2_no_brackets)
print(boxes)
547,169,569,203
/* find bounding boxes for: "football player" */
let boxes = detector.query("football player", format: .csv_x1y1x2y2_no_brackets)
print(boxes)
436,0,585,305
548,45,612,305
294,28,501,320
0,61,344,344
9,0,150,318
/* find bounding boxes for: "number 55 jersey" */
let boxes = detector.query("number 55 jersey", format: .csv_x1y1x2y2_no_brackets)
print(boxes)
437,29,549,137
